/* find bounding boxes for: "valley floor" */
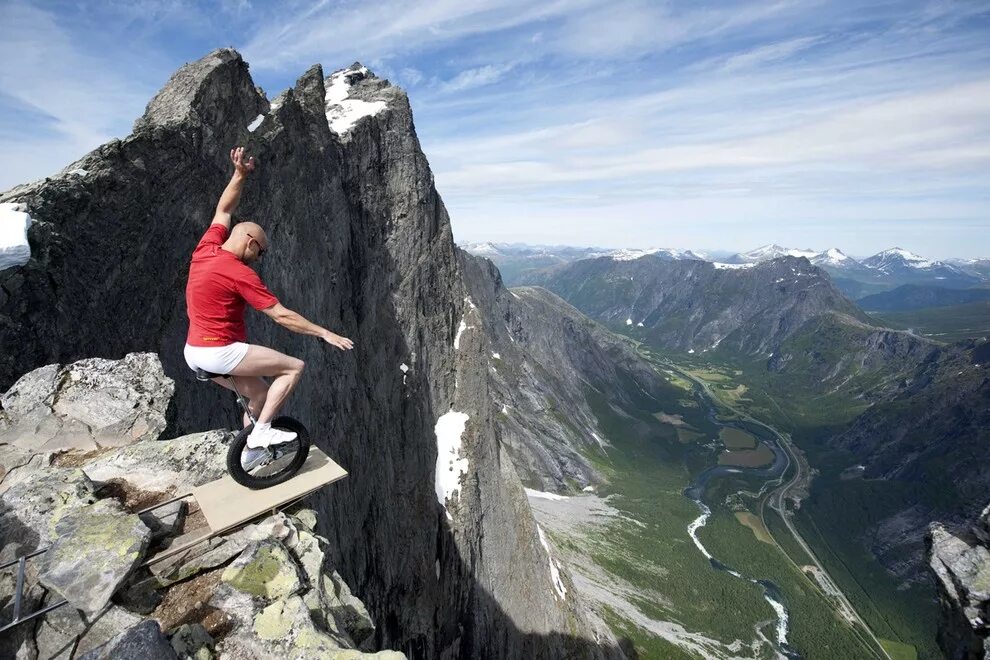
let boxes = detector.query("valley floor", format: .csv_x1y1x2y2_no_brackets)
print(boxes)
528,350,920,659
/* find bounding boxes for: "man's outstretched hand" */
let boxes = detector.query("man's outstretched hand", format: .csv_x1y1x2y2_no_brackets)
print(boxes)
322,331,355,351
230,146,256,176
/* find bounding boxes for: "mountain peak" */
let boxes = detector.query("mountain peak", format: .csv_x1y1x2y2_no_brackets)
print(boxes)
739,244,818,262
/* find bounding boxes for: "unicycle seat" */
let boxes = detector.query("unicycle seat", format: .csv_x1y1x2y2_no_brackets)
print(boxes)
195,368,228,382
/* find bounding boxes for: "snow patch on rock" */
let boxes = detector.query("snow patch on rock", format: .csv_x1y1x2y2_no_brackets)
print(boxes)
525,488,569,501
434,411,470,521
0,202,32,270
247,114,265,132
536,524,568,600
325,67,388,134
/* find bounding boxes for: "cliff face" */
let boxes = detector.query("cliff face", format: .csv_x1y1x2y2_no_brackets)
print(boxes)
458,251,671,491
928,505,990,659
0,50,616,657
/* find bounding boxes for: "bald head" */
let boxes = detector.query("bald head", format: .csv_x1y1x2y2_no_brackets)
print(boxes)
225,221,269,264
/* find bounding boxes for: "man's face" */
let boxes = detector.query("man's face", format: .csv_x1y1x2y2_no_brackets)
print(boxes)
245,231,268,264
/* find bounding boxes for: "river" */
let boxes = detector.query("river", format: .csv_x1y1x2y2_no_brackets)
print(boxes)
683,387,802,659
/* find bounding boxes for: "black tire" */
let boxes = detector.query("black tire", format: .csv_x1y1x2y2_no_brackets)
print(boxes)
226,416,311,489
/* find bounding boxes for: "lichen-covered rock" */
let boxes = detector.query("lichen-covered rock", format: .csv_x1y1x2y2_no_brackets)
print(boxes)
39,508,151,614
35,602,143,659
0,354,173,454
169,623,215,660
78,619,177,660
928,515,990,659
222,539,303,601
151,513,296,587
0,467,97,558
83,429,229,494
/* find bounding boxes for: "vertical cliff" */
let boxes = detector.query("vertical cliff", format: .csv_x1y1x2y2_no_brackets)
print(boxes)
0,50,618,657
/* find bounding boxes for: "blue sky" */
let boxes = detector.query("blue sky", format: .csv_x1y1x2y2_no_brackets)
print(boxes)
1,1,988,258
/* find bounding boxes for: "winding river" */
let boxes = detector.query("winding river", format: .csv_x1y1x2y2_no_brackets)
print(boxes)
683,389,802,659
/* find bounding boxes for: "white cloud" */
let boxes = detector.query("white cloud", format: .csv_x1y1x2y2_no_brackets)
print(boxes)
718,36,822,72
440,63,515,92
0,2,154,189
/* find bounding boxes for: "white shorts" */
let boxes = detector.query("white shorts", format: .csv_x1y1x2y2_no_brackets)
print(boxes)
184,342,250,375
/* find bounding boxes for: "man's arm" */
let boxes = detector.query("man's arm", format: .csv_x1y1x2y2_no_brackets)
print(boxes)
262,303,355,351
212,146,256,228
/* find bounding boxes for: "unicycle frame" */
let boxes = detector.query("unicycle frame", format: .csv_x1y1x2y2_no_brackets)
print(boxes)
225,376,257,426
195,370,257,426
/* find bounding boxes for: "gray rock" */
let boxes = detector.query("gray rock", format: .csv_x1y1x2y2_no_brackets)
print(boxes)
78,619,177,660
35,603,143,659
150,513,296,587
169,623,215,660
140,500,188,542
221,539,303,601
1,467,97,557
38,507,151,614
83,430,230,494
0,354,173,453
928,519,990,659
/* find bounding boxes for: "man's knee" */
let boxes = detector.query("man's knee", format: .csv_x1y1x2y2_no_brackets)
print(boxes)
292,359,305,378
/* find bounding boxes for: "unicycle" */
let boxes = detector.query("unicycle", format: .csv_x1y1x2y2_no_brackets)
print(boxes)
195,368,311,489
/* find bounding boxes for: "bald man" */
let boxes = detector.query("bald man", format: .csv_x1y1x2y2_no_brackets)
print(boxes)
184,147,353,458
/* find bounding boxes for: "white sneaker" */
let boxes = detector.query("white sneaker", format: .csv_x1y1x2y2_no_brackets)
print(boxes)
247,423,297,449
241,447,270,471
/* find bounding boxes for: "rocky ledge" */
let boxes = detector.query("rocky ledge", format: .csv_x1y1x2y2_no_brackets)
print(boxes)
1,353,403,659
928,503,990,659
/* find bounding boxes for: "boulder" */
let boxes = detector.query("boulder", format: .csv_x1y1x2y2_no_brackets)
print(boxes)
928,521,990,658
169,623,215,660
140,500,188,542
35,603,143,659
39,507,151,614
0,354,173,453
78,619,177,660
151,513,296,587
83,429,229,494
1,467,97,557
221,539,303,601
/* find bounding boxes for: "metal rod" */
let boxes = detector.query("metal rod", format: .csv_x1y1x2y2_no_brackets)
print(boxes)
0,599,69,635
227,376,256,425
0,546,48,571
12,557,25,622
135,492,193,516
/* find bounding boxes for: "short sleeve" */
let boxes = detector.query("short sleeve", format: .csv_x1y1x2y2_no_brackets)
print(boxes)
235,266,279,311
197,224,228,248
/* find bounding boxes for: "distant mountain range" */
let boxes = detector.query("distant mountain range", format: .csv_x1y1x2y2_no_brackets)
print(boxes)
461,242,988,297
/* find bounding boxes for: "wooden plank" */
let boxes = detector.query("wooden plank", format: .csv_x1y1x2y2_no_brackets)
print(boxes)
191,448,347,534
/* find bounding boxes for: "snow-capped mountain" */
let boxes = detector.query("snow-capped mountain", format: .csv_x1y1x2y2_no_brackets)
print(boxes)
856,248,981,290
811,248,857,268
609,247,707,262
732,244,818,263
862,248,940,272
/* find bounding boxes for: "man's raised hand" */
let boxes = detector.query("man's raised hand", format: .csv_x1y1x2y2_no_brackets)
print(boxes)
322,331,355,351
230,146,256,176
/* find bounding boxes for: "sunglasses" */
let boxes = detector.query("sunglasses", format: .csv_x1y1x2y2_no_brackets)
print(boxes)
246,233,267,256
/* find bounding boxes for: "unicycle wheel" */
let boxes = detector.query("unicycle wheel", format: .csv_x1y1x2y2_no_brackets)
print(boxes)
227,416,311,489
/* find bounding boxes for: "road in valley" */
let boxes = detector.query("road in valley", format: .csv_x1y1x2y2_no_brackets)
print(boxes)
659,358,893,660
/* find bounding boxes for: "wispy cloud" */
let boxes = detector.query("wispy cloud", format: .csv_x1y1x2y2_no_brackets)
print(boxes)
1,0,988,256
440,63,516,92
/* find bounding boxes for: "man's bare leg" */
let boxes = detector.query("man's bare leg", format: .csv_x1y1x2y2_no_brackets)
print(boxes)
229,345,305,424
212,376,269,427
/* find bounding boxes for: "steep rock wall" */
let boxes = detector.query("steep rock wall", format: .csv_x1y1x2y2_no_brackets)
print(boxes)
0,50,618,658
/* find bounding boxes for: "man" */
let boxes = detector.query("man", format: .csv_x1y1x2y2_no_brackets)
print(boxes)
184,147,353,456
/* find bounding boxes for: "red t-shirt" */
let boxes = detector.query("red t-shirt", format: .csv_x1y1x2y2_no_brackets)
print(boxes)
185,224,279,346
